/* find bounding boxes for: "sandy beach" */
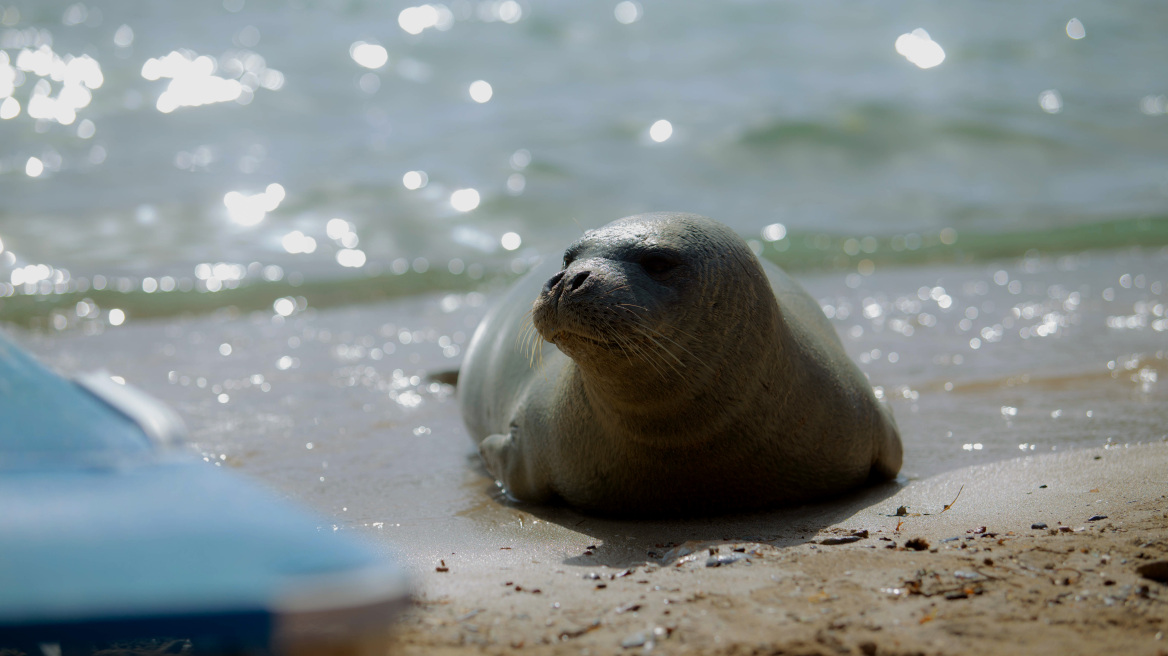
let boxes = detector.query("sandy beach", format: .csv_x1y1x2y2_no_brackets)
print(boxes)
387,444,1168,656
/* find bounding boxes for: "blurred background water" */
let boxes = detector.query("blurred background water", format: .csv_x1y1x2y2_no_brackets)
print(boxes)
1,1,1166,525
2,0,1167,306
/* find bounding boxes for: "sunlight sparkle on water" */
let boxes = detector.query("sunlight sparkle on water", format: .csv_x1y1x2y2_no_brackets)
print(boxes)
450,188,481,212
649,119,673,142
403,170,428,190
113,24,134,48
326,218,353,240
510,149,531,169
895,29,945,69
12,47,103,125
144,52,239,112
469,80,493,103
143,49,282,113
1039,89,1062,114
108,308,125,326
398,4,453,35
273,297,296,317
496,1,523,23
614,1,642,24
0,97,18,119
223,183,285,226
762,223,787,241
336,248,367,268
349,41,388,69
1065,18,1085,40
281,230,317,254
25,157,44,177
501,232,522,251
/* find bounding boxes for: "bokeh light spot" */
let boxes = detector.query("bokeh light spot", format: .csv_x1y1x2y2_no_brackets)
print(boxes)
895,28,945,69
223,183,285,226
281,230,317,254
498,1,522,23
469,80,493,103
113,24,134,48
614,1,641,24
25,157,44,177
273,297,296,316
649,119,673,142
1039,89,1063,114
398,4,453,35
336,248,367,268
403,170,428,190
349,41,389,69
0,97,19,120
501,232,522,251
762,223,787,241
450,188,481,212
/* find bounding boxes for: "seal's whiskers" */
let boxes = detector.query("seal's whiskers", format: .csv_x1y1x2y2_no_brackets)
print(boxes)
614,305,714,376
598,284,631,298
515,309,544,369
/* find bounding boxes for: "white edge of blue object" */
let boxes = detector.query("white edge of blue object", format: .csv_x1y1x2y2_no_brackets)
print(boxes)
0,331,410,652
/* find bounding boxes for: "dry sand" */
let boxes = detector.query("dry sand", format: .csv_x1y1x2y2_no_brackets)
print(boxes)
382,443,1168,656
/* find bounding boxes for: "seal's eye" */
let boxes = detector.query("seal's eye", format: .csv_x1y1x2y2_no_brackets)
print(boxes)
562,245,581,269
639,253,680,278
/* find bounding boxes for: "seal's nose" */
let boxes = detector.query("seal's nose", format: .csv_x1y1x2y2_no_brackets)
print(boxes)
543,269,591,297
568,270,589,291
543,271,565,293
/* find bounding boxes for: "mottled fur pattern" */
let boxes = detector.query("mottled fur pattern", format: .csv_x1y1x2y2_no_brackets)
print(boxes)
459,213,902,517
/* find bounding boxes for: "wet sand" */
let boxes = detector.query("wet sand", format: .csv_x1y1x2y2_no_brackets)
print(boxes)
389,444,1168,656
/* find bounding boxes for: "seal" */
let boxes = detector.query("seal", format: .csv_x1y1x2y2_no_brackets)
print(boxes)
459,212,901,516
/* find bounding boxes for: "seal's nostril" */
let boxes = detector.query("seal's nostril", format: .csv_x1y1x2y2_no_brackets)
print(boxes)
569,271,590,291
544,271,565,292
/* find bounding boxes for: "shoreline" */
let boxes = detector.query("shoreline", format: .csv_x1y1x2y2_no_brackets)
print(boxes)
385,443,1168,655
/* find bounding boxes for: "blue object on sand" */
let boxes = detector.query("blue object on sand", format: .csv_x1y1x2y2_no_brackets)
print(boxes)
0,331,409,654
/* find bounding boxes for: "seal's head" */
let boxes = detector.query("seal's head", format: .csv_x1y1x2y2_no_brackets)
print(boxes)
531,212,780,422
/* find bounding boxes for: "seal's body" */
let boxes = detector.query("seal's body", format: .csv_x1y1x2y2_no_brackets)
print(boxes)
459,213,901,516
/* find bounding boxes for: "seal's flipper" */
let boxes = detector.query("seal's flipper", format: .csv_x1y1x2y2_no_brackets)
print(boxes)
479,430,554,504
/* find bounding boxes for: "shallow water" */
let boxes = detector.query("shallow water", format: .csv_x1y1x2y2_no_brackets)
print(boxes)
2,1,1167,546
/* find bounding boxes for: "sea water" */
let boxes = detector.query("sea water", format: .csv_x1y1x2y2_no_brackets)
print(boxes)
1,1,1166,526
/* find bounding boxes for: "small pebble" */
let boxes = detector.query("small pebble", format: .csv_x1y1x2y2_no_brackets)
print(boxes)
1031,522,1048,529
904,537,929,551
819,535,863,545
1087,514,1108,522
706,553,747,567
